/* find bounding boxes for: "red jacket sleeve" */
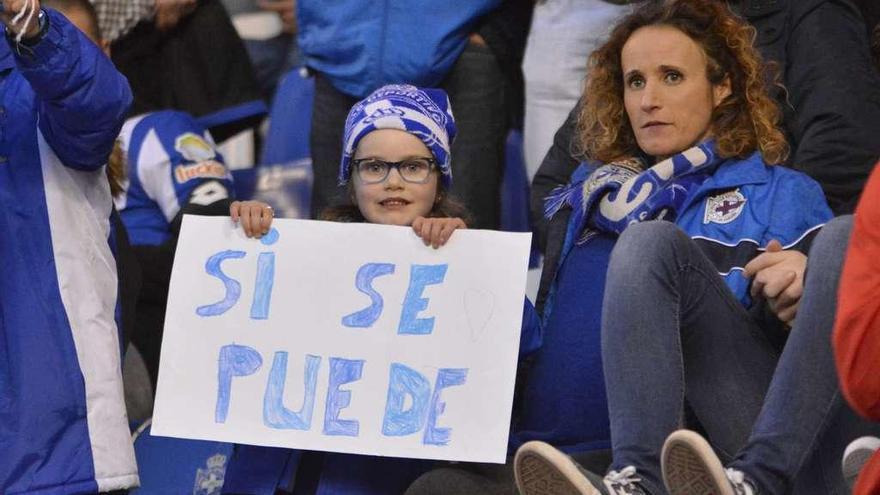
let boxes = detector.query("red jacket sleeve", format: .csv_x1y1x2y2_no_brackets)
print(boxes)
834,163,880,420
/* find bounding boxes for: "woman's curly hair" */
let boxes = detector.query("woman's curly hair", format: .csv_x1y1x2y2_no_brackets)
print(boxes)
577,0,788,164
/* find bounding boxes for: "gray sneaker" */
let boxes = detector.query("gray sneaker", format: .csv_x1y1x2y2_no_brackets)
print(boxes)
662,430,756,495
514,441,648,495
842,436,880,490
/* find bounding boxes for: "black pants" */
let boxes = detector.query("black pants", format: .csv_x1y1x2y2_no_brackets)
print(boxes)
308,42,509,229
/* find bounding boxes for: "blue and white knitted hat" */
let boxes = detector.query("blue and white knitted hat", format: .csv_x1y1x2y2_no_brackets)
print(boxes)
338,84,457,186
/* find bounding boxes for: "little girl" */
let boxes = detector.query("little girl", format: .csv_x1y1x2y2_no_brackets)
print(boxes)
222,84,538,495
230,84,468,250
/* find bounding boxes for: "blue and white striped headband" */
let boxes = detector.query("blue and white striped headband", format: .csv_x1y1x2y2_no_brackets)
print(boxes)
339,84,457,187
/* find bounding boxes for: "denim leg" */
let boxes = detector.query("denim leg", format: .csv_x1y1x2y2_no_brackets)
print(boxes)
308,74,358,218
602,222,779,494
731,216,880,494
440,42,508,230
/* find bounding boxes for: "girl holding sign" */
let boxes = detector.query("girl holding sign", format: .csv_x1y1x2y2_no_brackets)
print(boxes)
231,83,469,250
224,84,542,495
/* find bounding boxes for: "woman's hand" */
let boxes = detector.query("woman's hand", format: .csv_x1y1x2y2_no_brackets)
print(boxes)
230,200,274,239
743,240,807,326
1,0,42,39
412,216,466,249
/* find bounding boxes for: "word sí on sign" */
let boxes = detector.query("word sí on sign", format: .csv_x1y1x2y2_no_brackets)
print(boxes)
197,229,469,446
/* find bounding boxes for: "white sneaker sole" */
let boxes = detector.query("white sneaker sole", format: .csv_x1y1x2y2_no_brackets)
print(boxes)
514,441,601,495
662,429,735,495
843,436,880,490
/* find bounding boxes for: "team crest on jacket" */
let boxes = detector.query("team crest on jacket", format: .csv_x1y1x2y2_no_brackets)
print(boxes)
193,453,227,495
704,189,747,224
175,132,216,162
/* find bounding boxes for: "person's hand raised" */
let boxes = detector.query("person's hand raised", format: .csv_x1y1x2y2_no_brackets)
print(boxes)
1,0,42,40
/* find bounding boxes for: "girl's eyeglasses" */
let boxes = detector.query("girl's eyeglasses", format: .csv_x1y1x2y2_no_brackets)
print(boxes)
352,157,436,184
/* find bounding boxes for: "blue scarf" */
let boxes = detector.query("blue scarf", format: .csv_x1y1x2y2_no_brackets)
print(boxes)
544,141,723,242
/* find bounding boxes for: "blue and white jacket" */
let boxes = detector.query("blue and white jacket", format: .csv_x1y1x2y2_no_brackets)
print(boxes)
115,111,233,246
549,151,833,313
0,10,137,494
297,0,500,98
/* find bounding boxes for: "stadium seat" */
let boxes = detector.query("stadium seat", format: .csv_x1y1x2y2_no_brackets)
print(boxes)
130,419,235,495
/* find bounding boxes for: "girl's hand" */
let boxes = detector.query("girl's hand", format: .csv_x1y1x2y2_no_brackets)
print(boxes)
412,216,466,249
230,200,274,238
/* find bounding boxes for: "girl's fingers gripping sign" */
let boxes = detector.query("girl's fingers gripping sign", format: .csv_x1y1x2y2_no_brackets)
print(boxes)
230,201,275,239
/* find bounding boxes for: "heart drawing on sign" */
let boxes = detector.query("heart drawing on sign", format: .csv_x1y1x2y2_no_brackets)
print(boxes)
463,288,495,343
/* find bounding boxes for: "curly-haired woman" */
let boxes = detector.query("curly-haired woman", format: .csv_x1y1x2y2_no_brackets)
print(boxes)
511,1,880,494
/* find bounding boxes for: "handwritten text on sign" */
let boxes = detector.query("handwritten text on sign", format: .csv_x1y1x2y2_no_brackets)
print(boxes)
151,216,531,463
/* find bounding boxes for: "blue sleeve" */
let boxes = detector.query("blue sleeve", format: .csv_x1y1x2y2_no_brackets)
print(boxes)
766,171,834,252
519,298,542,358
148,112,234,210
11,9,132,171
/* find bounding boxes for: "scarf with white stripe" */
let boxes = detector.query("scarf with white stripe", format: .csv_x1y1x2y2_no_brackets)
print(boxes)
544,141,722,241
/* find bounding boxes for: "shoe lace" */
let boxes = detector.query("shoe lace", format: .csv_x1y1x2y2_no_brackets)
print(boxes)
605,466,645,494
725,468,755,495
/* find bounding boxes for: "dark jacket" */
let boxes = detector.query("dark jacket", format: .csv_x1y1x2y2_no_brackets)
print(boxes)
530,0,880,289
110,0,267,142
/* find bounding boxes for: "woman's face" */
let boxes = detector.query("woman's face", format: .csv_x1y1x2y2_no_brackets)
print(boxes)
621,25,731,159
352,129,439,226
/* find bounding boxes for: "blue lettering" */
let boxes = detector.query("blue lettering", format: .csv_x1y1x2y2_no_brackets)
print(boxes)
398,264,448,335
381,363,431,436
250,252,275,320
342,263,396,328
197,250,246,317
215,344,263,423
323,357,365,436
263,352,321,430
423,368,468,446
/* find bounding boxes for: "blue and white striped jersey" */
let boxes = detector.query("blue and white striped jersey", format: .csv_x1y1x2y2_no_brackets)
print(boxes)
115,111,234,246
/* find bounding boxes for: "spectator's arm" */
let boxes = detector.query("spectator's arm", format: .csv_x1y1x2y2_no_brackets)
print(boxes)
12,9,131,171
529,102,582,251
784,0,880,214
834,165,880,421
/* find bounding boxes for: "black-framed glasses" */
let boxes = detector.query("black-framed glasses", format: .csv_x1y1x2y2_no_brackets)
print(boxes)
352,157,437,184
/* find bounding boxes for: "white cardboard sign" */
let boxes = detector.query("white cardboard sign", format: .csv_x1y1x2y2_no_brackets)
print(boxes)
151,216,531,463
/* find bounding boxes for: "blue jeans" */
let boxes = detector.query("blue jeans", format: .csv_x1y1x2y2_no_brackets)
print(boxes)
601,218,880,494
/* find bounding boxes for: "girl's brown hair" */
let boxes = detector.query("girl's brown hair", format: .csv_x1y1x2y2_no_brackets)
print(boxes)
107,140,126,198
320,179,471,224
577,0,788,164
